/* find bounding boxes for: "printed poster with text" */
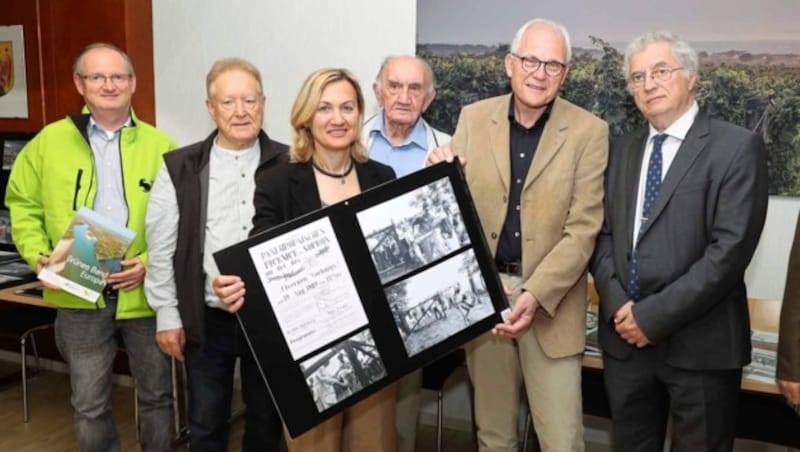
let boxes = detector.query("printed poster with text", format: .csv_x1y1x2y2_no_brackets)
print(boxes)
248,217,368,360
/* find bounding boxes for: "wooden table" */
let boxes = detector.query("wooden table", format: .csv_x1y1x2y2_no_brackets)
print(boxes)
0,281,49,308
580,296,798,447
582,354,780,395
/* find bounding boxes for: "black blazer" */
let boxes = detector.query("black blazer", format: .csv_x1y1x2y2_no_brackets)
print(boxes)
590,112,769,370
252,159,396,235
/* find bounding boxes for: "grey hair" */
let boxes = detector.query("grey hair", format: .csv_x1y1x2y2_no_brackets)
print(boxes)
510,18,572,63
374,55,436,97
623,31,699,80
73,42,135,76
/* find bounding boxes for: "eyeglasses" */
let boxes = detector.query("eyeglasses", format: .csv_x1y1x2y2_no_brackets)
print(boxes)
78,73,133,87
510,53,567,76
384,81,426,98
628,67,684,87
214,97,263,112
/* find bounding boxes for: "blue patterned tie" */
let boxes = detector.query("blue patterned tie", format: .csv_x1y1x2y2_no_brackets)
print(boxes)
627,134,668,300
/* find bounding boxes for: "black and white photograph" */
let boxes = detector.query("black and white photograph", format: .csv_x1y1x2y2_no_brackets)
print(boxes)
357,176,470,284
299,329,387,413
214,162,507,437
386,250,494,357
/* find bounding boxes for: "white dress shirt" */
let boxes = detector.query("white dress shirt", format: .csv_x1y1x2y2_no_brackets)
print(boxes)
632,102,699,246
145,138,260,332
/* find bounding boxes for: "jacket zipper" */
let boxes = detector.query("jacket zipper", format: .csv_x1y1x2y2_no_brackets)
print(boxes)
72,169,83,211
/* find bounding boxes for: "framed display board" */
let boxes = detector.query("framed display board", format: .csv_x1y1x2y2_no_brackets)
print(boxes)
214,160,508,437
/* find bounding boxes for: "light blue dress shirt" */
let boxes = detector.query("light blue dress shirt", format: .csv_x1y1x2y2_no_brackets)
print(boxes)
367,111,428,177
88,117,131,226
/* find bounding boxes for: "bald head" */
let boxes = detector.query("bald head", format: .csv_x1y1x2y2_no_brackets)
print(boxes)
373,55,436,138
375,55,435,98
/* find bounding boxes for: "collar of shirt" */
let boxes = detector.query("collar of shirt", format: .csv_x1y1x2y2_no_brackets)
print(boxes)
367,110,428,177
507,95,553,131
647,101,699,143
371,110,428,150
632,101,699,247
88,116,131,140
211,137,260,160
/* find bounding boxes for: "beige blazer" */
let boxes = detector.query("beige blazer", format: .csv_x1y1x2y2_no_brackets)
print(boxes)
452,94,608,358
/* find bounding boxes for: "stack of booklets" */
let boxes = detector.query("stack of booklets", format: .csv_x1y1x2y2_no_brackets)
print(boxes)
38,207,135,302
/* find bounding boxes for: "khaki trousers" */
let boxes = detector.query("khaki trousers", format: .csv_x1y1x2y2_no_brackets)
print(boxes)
466,273,584,452
395,369,422,452
285,384,397,452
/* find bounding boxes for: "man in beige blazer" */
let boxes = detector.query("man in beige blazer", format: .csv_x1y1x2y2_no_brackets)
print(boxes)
430,18,608,452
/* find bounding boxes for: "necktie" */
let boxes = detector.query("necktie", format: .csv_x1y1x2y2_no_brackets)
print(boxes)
627,134,668,300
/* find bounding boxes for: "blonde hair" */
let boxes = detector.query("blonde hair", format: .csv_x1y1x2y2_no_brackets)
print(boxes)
289,68,367,163
206,58,264,99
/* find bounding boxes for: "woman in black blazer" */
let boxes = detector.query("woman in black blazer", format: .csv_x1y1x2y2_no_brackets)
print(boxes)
214,68,397,452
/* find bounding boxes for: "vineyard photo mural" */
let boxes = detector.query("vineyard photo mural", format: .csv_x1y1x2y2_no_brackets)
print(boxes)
416,0,800,196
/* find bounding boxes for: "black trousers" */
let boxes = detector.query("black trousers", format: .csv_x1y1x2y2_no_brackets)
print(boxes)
603,344,742,452
184,306,282,452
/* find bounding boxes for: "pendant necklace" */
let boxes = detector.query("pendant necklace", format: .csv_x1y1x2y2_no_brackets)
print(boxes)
312,159,355,184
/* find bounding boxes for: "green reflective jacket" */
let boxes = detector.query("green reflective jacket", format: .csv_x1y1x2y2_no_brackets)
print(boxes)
6,110,177,318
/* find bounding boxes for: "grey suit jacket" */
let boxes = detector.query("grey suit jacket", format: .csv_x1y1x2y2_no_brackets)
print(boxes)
591,111,768,370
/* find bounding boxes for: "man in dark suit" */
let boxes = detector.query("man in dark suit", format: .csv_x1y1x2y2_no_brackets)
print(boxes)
590,31,769,451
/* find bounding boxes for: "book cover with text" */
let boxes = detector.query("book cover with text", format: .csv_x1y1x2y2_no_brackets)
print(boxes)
38,207,135,302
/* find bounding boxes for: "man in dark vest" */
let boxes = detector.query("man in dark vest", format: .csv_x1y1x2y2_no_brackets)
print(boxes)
144,58,287,451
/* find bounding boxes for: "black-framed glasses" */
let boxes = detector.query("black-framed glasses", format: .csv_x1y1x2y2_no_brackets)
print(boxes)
628,67,684,88
510,53,567,76
78,73,133,87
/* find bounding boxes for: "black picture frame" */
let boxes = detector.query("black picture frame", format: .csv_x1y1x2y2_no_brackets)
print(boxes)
213,160,507,438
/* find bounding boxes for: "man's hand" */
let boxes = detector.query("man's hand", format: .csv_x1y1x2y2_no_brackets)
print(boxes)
426,144,466,167
36,255,61,290
614,300,651,348
213,274,246,313
156,328,186,361
107,257,145,291
778,379,800,405
494,290,538,338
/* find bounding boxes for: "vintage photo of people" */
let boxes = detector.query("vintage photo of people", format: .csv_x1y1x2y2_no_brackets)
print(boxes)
386,249,494,357
357,176,470,285
299,329,387,413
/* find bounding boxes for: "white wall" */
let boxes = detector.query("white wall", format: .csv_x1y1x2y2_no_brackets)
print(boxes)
153,0,799,301
746,195,799,300
153,0,417,147
153,0,800,432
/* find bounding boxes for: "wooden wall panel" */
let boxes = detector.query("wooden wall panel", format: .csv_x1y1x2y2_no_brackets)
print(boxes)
123,0,156,125
0,0,155,133
0,0,46,132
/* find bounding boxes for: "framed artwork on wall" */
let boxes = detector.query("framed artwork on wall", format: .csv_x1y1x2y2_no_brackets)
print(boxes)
0,25,28,119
